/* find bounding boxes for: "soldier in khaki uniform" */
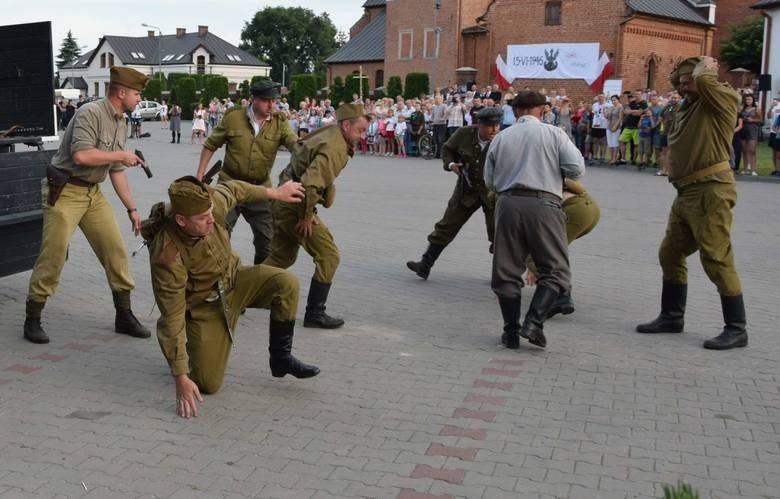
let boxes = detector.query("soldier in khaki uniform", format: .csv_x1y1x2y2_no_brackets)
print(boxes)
195,81,297,264
636,56,748,350
23,67,151,344
525,179,601,318
143,176,319,419
406,107,502,280
264,103,369,329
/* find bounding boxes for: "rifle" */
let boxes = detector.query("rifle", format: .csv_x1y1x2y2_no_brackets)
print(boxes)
202,160,222,184
134,149,153,178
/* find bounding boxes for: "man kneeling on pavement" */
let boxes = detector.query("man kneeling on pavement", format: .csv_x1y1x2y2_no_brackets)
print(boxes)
143,176,319,418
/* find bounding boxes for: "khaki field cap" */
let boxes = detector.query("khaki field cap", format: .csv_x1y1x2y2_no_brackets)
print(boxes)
511,91,547,109
670,56,704,87
110,67,149,91
336,103,368,121
169,176,212,216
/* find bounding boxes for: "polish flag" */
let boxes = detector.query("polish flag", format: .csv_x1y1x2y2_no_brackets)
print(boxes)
588,52,614,93
493,54,512,91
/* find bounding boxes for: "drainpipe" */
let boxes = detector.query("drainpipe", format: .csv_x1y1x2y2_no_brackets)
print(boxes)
760,11,772,118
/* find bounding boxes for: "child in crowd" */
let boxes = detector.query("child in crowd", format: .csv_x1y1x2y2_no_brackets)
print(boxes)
366,115,379,155
637,108,654,168
384,109,396,156
395,115,408,157
377,113,387,156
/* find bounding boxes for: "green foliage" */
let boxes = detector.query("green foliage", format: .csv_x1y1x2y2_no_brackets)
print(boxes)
56,30,82,69
175,78,197,119
387,76,403,100
167,73,190,89
345,72,369,100
404,72,430,100
143,79,163,101
240,6,339,82
331,76,345,105
239,80,251,100
661,481,699,499
373,88,386,100
288,74,319,107
203,75,229,101
719,16,764,74
250,75,271,86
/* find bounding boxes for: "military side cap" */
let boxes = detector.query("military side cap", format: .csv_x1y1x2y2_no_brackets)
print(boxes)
336,103,368,121
251,80,281,98
511,91,547,108
110,67,149,91
168,176,212,216
670,56,704,87
476,107,502,125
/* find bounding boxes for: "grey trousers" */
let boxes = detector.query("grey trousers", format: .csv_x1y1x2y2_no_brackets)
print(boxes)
491,192,571,298
225,201,274,264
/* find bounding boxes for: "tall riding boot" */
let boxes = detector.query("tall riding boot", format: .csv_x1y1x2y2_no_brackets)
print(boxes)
269,320,321,378
112,291,152,338
547,288,575,319
176,132,181,143
170,131,176,143
703,294,748,350
406,243,445,280
23,299,49,344
498,295,521,349
636,281,686,334
303,279,344,329
520,286,559,348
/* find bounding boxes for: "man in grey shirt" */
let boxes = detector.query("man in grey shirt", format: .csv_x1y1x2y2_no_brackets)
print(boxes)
430,95,449,158
484,91,585,349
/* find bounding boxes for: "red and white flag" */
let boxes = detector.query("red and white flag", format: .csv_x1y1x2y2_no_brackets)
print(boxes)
493,54,512,91
587,52,614,93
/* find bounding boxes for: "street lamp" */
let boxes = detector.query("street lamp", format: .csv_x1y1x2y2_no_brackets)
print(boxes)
431,0,441,95
141,23,163,83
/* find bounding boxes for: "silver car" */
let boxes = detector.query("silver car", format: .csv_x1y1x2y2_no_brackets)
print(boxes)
138,100,162,120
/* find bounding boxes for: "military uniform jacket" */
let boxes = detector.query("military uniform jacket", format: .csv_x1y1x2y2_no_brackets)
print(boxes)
145,181,270,376
667,64,740,185
279,124,352,220
204,107,297,187
441,125,493,203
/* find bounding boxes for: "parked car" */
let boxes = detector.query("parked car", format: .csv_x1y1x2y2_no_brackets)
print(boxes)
138,100,162,120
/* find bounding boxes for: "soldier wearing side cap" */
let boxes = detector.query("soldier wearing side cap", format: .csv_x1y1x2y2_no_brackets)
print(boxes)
264,103,369,329
143,176,319,419
23,67,152,344
195,80,298,264
636,56,748,350
406,107,503,280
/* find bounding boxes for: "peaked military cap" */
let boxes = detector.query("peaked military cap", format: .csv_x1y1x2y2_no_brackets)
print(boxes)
475,107,502,125
251,80,281,98
169,176,212,216
110,67,149,92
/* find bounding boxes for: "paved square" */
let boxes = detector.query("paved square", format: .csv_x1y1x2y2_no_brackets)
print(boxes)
1,124,778,498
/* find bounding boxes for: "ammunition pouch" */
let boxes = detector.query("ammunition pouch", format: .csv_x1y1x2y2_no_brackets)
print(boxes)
45,164,70,206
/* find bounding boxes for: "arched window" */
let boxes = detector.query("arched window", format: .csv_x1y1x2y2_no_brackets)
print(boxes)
197,55,206,75
375,69,384,89
646,58,656,90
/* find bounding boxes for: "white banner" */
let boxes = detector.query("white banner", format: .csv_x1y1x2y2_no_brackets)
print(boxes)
506,43,600,80
603,79,623,98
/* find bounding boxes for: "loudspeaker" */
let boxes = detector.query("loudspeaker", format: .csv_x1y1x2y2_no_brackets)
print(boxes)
758,74,772,92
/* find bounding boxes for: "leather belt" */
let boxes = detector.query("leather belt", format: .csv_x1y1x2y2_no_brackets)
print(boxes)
222,167,265,185
501,188,559,200
66,176,95,188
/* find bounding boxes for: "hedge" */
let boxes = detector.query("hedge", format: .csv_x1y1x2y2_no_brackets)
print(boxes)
404,72,430,100
387,76,403,100
345,72,369,101
331,76,345,105
175,77,197,119
143,79,163,102
289,74,319,107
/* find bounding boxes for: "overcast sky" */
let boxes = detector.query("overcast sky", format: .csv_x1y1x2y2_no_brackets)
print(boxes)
5,0,363,57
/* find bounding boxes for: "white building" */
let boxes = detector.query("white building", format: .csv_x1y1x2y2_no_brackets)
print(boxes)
61,25,270,97
753,0,780,114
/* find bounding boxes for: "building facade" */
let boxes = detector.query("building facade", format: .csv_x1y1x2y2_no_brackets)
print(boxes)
752,0,780,113
61,26,269,98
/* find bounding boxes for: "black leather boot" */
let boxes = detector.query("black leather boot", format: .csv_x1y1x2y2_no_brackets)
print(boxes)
303,279,344,329
176,133,181,143
113,291,151,338
703,294,748,350
170,131,175,143
23,299,49,344
636,281,686,334
269,320,320,378
498,295,521,349
520,286,559,348
547,288,575,319
406,243,445,280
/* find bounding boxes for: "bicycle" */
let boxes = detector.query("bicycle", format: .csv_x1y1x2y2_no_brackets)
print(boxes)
417,122,436,160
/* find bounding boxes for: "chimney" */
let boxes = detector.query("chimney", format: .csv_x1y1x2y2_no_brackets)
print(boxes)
176,28,186,38
198,25,208,37
147,30,155,38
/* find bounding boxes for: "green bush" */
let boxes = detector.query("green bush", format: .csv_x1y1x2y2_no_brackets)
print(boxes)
143,79,163,101
387,76,403,100
331,76,345,105
238,80,251,100
662,481,699,499
345,72,369,101
167,72,190,89
288,74,319,107
404,72,430,100
204,75,229,101
175,77,197,119
373,88,386,100
250,75,270,86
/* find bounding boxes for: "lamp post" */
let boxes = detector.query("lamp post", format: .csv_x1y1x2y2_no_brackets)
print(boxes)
431,0,441,95
141,23,163,83
282,63,287,88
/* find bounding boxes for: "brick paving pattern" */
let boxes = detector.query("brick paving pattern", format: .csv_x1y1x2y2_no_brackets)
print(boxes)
0,125,778,498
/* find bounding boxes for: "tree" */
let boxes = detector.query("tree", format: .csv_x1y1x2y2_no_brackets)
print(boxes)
335,30,348,49
719,16,764,74
331,76,345,104
56,30,82,69
345,72,369,101
404,73,430,100
240,6,339,83
387,76,403,99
